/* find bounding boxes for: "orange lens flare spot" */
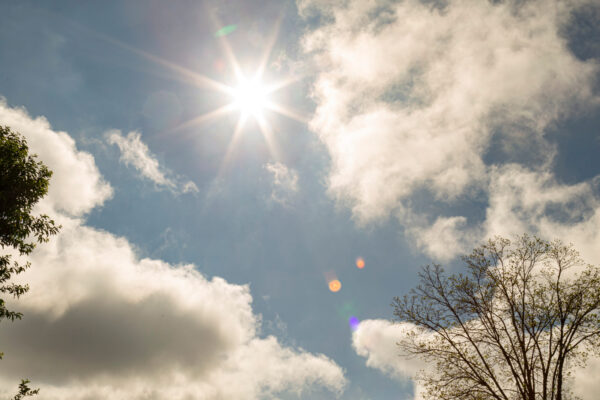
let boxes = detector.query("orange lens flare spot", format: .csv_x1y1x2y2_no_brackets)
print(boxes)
328,279,342,292
356,257,365,269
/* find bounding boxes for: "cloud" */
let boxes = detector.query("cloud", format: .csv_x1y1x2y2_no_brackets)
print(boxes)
355,310,600,400
0,102,346,399
352,319,424,380
408,216,476,262
1,222,346,400
264,162,299,206
300,1,600,397
107,130,198,194
352,319,428,400
300,0,599,233
484,165,600,263
0,98,112,216
411,165,600,263
574,357,600,400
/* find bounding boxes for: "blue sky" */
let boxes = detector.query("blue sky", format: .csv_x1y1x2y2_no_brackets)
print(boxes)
0,0,599,399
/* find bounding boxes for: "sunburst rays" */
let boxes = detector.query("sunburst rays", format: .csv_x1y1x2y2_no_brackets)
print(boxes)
88,13,304,172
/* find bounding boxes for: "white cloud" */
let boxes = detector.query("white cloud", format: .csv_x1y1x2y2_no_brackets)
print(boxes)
355,308,600,400
412,165,600,263
352,319,428,400
1,222,346,400
0,99,112,216
264,162,299,206
353,319,424,380
408,216,476,262
0,102,346,399
107,130,198,194
574,357,600,400
301,1,600,397
484,165,600,263
357,170,600,397
300,0,599,227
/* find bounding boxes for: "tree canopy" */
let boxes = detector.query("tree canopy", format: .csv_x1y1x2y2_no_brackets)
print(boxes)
393,235,600,400
0,125,60,398
0,125,59,320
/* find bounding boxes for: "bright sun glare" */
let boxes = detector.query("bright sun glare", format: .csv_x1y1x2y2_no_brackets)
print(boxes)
119,18,307,172
232,78,269,118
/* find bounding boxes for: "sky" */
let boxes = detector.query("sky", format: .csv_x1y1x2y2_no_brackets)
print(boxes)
0,0,599,399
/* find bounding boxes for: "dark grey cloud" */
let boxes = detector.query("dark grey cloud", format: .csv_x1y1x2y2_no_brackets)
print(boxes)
0,293,228,383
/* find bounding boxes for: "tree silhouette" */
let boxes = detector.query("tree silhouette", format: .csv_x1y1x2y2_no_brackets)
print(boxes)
0,126,60,398
394,235,600,400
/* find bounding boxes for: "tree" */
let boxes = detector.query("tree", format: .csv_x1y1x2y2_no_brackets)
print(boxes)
0,126,60,398
10,381,38,400
393,235,600,400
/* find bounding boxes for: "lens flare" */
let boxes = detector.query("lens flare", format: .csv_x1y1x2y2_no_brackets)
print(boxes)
328,279,342,292
356,257,365,269
349,316,360,331
214,25,237,37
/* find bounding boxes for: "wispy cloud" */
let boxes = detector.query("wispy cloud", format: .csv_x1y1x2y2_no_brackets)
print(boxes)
107,130,198,194
264,162,299,206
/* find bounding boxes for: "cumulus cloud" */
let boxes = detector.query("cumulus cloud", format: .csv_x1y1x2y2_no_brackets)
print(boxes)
0,99,112,216
1,223,346,399
107,130,198,194
352,319,428,400
408,216,475,262
0,102,346,399
353,319,424,379
355,312,600,400
484,165,600,263
300,0,599,249
264,162,299,206
574,357,600,400
301,1,600,397
412,165,600,263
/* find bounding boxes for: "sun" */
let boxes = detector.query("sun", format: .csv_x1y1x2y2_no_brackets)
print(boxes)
114,18,308,170
231,78,269,118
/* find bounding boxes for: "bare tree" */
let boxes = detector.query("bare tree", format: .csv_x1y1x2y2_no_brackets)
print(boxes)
393,235,600,400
